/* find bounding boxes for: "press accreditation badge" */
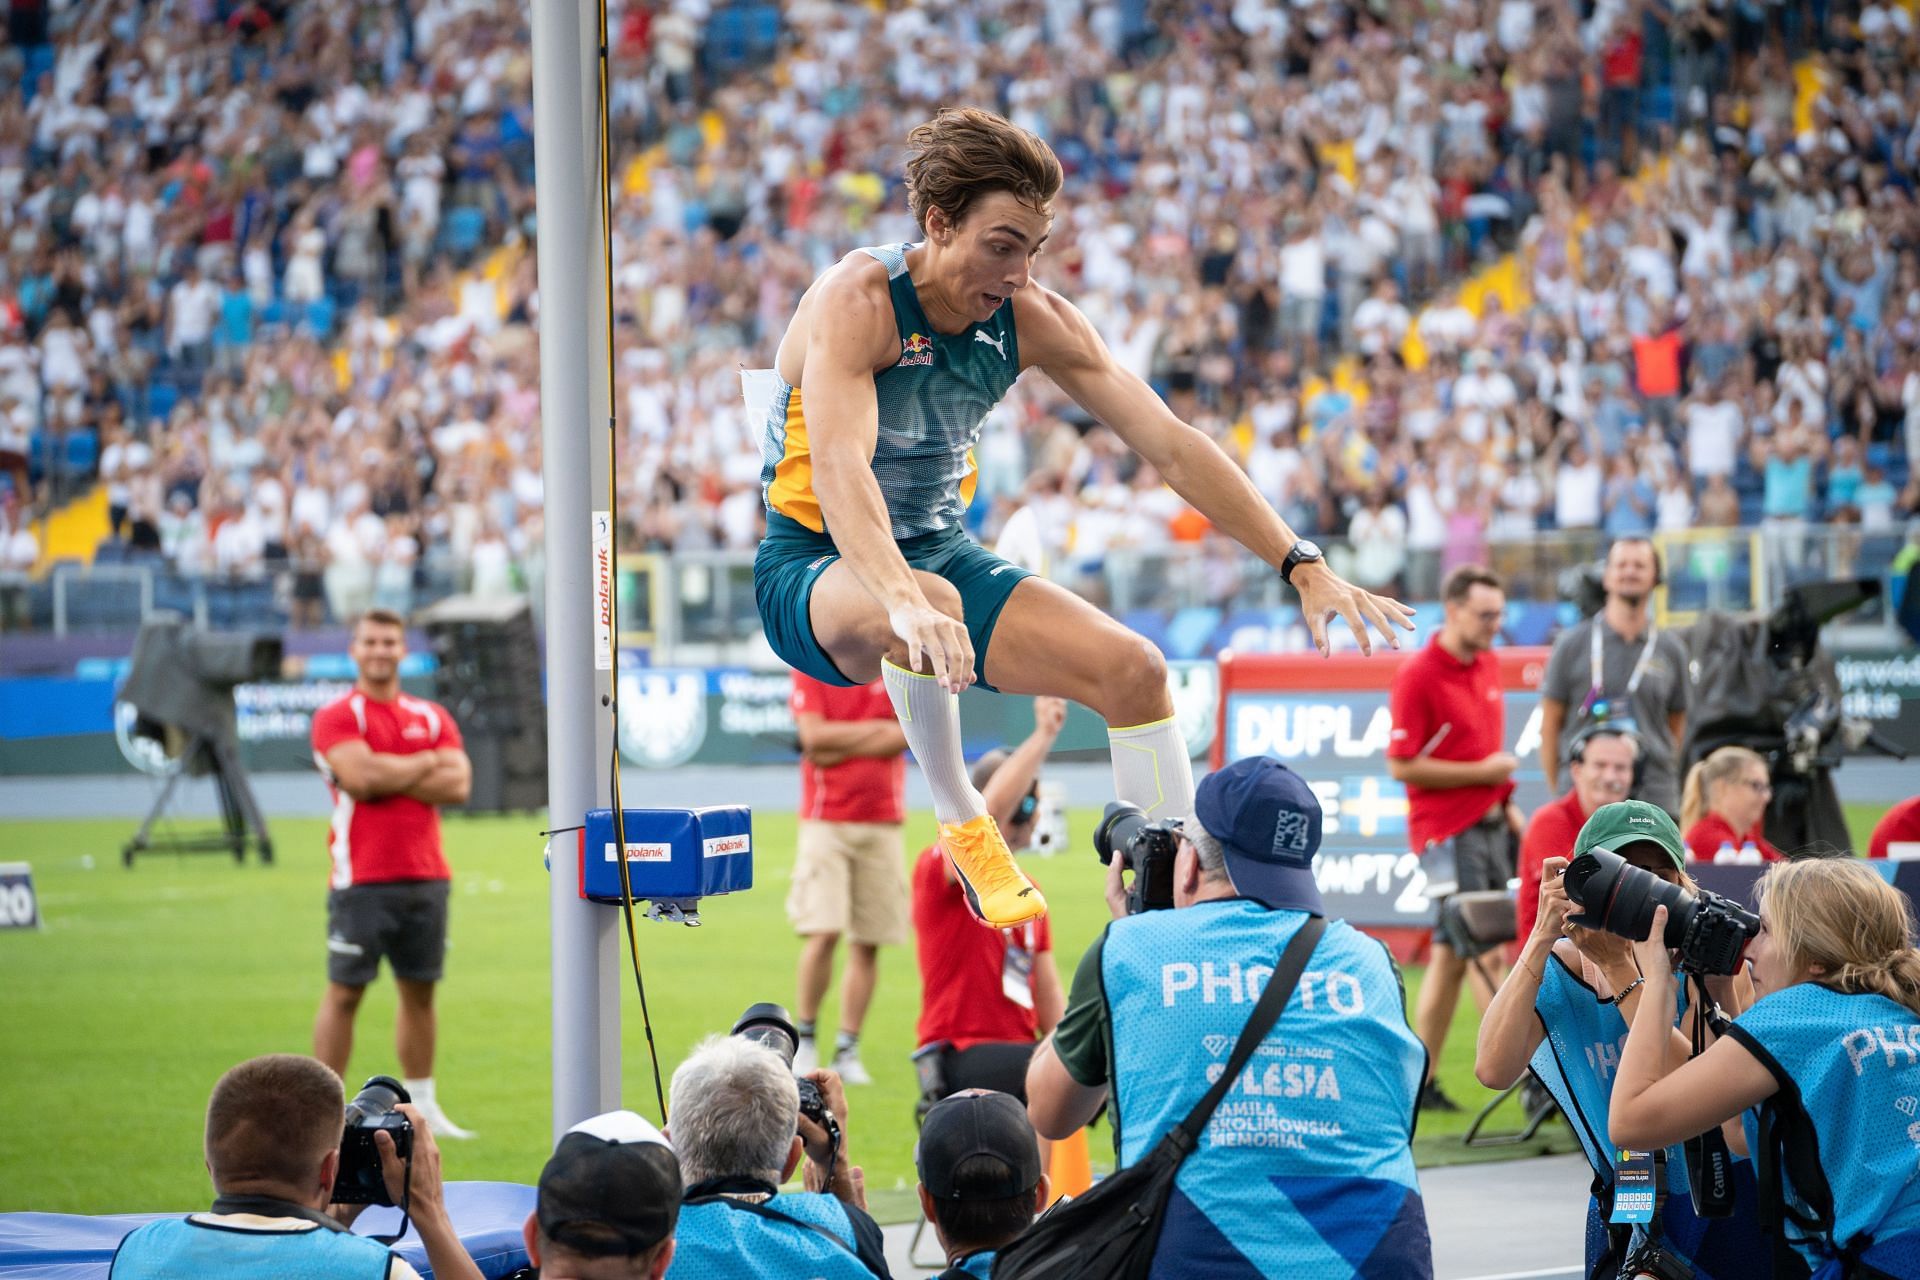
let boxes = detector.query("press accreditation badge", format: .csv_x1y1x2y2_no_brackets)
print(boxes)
1002,927,1035,1010
1610,1148,1656,1224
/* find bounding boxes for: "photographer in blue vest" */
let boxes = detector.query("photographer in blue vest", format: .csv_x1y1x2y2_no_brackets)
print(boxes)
110,1054,481,1280
519,1110,683,1280
1475,801,1768,1280
914,1089,1049,1279
664,1036,891,1280
1612,858,1920,1280
1026,757,1433,1279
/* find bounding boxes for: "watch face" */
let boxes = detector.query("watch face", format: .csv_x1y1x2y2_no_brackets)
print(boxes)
1294,540,1323,560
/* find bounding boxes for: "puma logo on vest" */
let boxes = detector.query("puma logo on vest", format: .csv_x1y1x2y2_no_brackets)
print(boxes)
974,329,1007,360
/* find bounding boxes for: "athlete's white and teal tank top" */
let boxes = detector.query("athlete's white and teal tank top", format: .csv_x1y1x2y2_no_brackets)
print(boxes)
759,242,1021,540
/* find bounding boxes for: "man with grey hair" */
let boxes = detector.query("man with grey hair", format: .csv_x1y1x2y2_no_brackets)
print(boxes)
663,1036,891,1280
1027,758,1433,1278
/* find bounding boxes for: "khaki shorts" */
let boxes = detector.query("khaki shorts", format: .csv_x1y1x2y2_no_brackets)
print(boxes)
786,820,908,945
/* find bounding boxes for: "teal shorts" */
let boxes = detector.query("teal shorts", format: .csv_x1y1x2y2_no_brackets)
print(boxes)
754,512,1034,691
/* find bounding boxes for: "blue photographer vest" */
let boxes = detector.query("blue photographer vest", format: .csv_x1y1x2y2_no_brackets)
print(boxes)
1530,953,1769,1279
1101,899,1432,1279
667,1191,872,1280
110,1215,396,1280
1730,984,1920,1275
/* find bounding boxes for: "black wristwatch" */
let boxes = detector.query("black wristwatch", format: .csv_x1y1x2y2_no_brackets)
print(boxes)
1279,539,1324,585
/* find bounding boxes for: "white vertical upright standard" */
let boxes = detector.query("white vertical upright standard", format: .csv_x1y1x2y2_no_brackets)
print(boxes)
530,0,622,1137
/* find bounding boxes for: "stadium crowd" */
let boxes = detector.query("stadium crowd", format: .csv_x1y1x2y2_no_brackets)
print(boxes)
1,0,1916,626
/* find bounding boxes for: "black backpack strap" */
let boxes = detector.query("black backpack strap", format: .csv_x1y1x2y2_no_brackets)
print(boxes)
1755,1094,1835,1280
1169,916,1327,1150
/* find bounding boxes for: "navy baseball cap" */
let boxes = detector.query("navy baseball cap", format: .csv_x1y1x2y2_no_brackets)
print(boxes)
536,1110,682,1256
1193,758,1325,913
915,1089,1043,1201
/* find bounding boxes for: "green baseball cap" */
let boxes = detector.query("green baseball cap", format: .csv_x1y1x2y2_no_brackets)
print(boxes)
1573,800,1686,872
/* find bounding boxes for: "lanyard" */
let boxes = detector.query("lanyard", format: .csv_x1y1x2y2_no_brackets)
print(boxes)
1590,617,1658,704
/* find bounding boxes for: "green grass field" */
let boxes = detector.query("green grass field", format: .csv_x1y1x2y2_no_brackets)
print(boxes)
0,803,1892,1219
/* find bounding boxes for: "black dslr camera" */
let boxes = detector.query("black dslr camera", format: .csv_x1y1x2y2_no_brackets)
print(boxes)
732,1003,831,1133
334,1076,414,1206
1622,1240,1696,1280
1094,803,1182,914
1563,848,1760,976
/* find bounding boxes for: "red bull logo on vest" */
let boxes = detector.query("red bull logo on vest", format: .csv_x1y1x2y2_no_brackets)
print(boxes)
900,332,934,366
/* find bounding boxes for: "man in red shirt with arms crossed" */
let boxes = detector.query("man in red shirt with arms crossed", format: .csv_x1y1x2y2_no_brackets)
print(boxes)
788,671,910,1083
311,609,474,1137
1387,566,1521,1112
912,698,1068,1107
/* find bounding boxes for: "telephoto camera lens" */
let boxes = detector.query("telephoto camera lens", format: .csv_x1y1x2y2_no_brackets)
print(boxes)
1563,848,1759,976
732,1003,830,1129
1093,803,1146,867
1093,802,1181,913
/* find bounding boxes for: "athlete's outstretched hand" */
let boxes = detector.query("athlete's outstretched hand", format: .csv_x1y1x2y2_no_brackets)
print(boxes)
890,600,975,693
1292,564,1416,657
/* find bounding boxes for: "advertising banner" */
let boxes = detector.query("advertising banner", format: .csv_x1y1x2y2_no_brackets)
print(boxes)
1216,650,1553,931
1836,650,1920,756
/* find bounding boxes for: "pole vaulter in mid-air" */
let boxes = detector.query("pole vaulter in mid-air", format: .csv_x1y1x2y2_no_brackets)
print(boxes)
752,107,1414,929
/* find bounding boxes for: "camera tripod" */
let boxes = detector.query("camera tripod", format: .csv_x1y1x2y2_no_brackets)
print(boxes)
123,732,274,867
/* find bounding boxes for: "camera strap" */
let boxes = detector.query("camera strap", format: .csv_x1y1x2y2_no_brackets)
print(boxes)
1589,618,1659,709
1683,971,1737,1219
208,1195,352,1232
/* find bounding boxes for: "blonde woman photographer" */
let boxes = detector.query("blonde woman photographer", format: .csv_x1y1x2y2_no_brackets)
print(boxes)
1612,858,1920,1279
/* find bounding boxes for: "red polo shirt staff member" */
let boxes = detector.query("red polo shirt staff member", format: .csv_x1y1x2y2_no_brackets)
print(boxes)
788,671,910,1084
311,608,473,1139
1387,565,1520,1113
912,698,1068,1105
1870,795,1920,860
1514,725,1639,942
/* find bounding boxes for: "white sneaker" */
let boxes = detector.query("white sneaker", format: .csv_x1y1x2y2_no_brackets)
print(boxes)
416,1101,477,1140
793,1035,819,1075
831,1046,871,1086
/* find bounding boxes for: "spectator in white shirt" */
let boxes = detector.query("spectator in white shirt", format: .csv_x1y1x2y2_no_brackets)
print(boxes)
99,423,153,538
167,264,220,370
1683,377,1743,479
1554,440,1604,531
1346,485,1409,593
1352,278,1412,357
1278,215,1327,360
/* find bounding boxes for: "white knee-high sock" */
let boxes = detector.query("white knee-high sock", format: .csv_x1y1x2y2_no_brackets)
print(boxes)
1108,717,1196,822
882,659,988,825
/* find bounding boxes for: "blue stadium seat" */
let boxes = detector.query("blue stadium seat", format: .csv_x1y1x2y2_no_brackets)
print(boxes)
21,45,54,103
65,428,99,477
703,4,782,73
153,572,199,616
145,381,180,423
1642,85,1675,128
441,206,488,258
303,297,336,338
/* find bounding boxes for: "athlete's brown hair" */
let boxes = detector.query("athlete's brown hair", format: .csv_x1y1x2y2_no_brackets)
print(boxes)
903,108,1062,234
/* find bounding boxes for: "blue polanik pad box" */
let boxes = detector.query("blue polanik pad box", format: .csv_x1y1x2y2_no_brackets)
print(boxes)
578,807,753,904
